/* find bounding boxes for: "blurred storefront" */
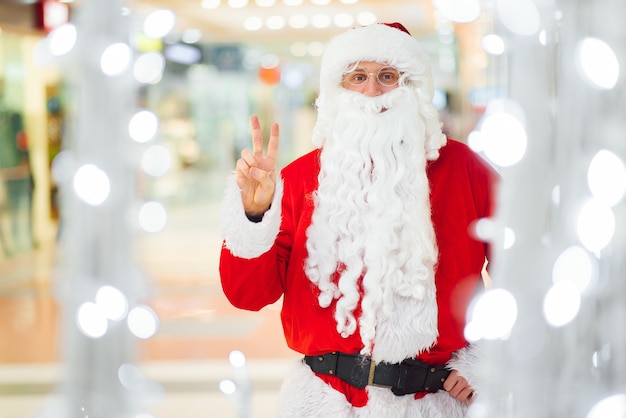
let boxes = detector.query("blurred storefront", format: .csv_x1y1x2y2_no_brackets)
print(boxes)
0,1,67,259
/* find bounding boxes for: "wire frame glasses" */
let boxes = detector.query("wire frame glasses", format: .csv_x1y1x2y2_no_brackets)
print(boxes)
342,66,401,87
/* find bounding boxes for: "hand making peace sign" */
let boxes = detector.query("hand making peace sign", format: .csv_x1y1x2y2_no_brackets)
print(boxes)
236,115,280,218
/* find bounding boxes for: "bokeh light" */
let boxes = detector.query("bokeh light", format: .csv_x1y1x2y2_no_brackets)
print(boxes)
141,145,172,177
577,199,615,252
138,201,168,233
219,379,237,395
143,9,176,39
576,37,620,90
133,52,165,84
434,0,481,23
465,288,518,341
482,34,506,55
229,350,247,368
49,24,77,56
552,246,595,294
587,149,626,207
129,110,159,143
587,394,626,418
496,0,541,36
480,101,528,167
127,306,159,339
100,42,132,76
543,281,581,327
77,302,108,338
73,164,111,206
95,285,129,321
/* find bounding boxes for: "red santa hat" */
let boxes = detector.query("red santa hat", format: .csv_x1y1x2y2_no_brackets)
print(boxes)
319,22,435,101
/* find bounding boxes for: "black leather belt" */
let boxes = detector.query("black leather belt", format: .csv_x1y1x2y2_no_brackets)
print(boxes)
303,352,451,396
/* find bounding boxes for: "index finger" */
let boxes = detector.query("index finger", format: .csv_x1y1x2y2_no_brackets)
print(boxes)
266,122,280,160
250,115,263,157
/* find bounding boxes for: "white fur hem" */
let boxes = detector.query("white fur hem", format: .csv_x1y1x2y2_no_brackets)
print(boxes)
278,360,467,417
221,173,283,259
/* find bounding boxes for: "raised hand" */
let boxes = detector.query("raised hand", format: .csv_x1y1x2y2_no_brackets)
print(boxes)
236,115,280,218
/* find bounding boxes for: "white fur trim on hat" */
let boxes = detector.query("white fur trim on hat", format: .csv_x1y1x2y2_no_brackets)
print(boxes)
221,173,283,259
319,23,434,100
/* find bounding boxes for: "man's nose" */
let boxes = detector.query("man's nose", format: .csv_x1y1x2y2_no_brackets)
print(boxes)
362,76,384,96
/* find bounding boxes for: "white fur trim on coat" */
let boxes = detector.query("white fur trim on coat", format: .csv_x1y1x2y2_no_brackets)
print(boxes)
278,360,468,417
221,173,283,259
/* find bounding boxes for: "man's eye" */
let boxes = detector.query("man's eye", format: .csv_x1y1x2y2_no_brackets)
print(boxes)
380,72,398,81
350,73,367,82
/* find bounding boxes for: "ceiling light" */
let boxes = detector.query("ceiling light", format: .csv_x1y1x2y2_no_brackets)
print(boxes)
255,0,275,5
311,14,331,28
201,0,221,8
283,0,303,5
182,28,202,43
266,16,286,30
290,42,308,57
288,14,308,29
334,13,354,28
311,0,330,5
243,16,263,31
307,42,325,57
356,11,377,25
339,0,358,3
228,0,248,8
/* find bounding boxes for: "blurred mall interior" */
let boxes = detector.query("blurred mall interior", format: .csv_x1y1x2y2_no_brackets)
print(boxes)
0,0,500,417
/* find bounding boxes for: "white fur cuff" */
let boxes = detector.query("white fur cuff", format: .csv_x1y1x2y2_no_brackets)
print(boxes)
221,173,283,259
446,342,484,396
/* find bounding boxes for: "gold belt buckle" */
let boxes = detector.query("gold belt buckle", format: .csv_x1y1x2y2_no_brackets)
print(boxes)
367,359,393,389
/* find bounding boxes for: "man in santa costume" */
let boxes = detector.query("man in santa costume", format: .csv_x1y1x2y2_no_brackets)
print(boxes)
219,22,498,417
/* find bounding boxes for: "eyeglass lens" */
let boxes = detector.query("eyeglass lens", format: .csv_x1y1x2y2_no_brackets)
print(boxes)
344,66,400,87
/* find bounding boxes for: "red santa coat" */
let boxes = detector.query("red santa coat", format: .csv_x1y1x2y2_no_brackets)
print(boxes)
220,138,498,408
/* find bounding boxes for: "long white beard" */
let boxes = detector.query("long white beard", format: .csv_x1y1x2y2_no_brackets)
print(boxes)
305,87,439,355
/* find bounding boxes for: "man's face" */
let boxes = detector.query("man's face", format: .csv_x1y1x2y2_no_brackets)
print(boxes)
341,61,401,97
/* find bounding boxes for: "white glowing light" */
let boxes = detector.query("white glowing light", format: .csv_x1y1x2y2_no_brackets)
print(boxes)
482,34,505,55
434,0,481,23
100,42,132,76
33,39,53,67
96,285,128,321
133,52,165,84
307,42,325,57
465,288,518,341
127,306,159,339
77,302,108,338
118,363,145,390
129,110,159,143
243,16,263,31
311,0,330,4
49,24,77,56
473,218,496,241
334,13,355,28
283,0,303,5
503,227,515,249
288,15,308,29
577,200,615,252
202,0,221,8
543,281,581,327
552,246,594,294
73,164,110,206
587,149,626,206
356,12,377,26
142,145,172,177
261,54,279,69
290,42,307,57
229,350,247,367
255,0,275,6
143,9,176,39
576,37,620,90
219,379,237,395
182,29,202,44
467,130,483,152
139,201,168,233
228,0,248,7
481,111,528,167
587,394,626,418
311,14,331,29
266,16,286,30
51,150,76,184
496,0,541,36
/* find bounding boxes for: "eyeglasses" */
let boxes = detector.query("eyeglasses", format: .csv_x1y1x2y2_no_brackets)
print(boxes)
342,66,401,87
